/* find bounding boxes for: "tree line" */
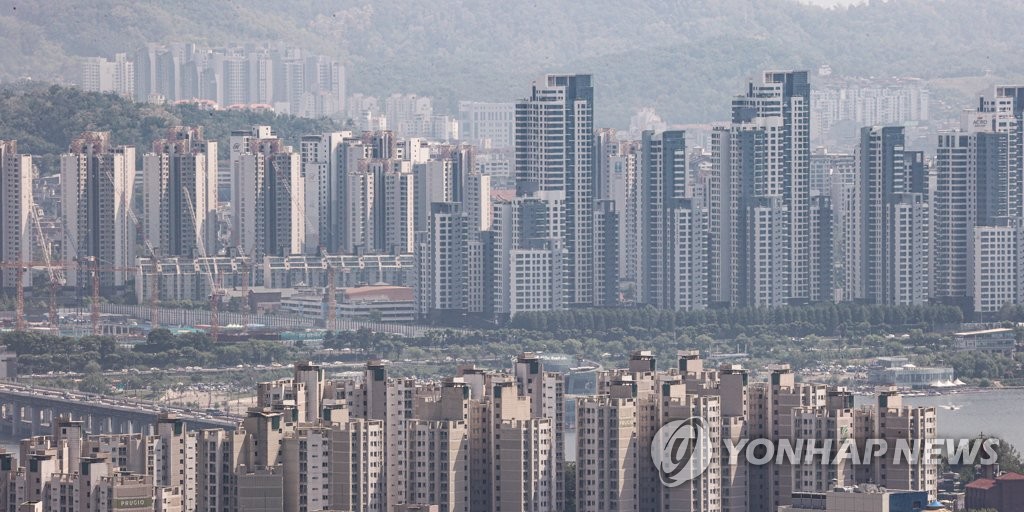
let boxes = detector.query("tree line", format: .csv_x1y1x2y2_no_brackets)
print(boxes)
0,84,341,175
0,329,293,375
508,303,964,337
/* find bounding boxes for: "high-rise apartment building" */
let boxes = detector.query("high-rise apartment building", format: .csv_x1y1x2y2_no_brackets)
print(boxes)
299,131,353,253
142,127,218,257
133,44,344,115
594,131,641,291
727,71,812,305
383,164,416,254
860,391,939,493
852,126,930,305
464,172,492,233
490,193,567,320
932,132,976,307
970,220,1023,315
639,130,684,308
232,127,304,257
515,74,594,307
593,199,620,307
230,125,273,248
79,53,134,98
153,415,198,512
414,202,470,320
61,132,136,289
458,102,515,149
575,395,638,512
0,140,32,289
809,193,836,302
413,160,456,234
933,102,1019,311
711,117,789,307
638,130,709,311
512,353,565,509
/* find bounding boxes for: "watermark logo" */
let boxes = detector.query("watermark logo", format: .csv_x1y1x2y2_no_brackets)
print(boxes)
651,417,712,487
651,416,1001,489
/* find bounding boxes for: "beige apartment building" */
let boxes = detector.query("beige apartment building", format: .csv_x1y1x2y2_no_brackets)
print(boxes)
0,355,937,512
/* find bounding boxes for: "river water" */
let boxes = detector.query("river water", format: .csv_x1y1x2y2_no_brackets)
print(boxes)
865,388,1024,449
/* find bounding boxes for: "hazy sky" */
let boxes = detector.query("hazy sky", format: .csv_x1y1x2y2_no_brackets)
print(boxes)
795,0,869,6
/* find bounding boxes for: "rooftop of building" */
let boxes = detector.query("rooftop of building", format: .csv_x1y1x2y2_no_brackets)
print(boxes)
343,285,413,302
965,478,997,490
953,327,1014,336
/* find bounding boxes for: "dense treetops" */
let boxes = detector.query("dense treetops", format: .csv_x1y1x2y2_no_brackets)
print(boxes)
0,329,292,375
508,303,964,336
0,84,341,174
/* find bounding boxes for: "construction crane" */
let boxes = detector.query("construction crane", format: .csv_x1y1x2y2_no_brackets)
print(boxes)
322,248,337,329
148,256,160,328
81,256,138,336
1,258,135,335
97,165,161,328
0,261,56,331
209,272,225,342
10,171,154,334
29,207,64,329
116,178,161,328
262,154,328,328
181,186,223,341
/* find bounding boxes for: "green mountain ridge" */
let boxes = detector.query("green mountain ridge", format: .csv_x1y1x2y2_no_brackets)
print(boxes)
2,0,1023,125
0,84,341,174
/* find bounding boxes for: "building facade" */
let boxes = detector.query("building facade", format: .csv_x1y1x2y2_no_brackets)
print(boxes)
0,140,32,289
61,132,136,289
515,74,595,307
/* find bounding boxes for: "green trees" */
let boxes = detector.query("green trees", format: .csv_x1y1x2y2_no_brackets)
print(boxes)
510,303,962,338
137,328,213,354
0,330,295,374
945,437,1024,483
0,84,341,175
78,361,108,394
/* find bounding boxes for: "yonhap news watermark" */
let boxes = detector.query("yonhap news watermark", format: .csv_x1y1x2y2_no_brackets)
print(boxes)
651,416,1001,487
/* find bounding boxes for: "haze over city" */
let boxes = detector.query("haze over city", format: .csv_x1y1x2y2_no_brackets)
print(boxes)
0,1,1021,512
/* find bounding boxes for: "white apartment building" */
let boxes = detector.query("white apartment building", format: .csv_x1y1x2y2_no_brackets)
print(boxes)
970,222,1022,314
0,140,32,289
458,101,515,149
79,53,134,98
234,128,304,257
142,127,218,257
61,132,136,289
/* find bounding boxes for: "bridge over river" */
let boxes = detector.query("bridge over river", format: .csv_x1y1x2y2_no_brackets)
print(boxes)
0,382,240,438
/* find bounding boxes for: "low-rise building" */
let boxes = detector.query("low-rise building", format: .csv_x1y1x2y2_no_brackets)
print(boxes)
281,285,415,322
965,471,1024,510
953,328,1017,354
780,487,936,512
867,358,956,388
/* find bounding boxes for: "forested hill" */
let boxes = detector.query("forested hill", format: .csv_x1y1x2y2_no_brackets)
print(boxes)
2,0,1024,125
0,84,341,174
